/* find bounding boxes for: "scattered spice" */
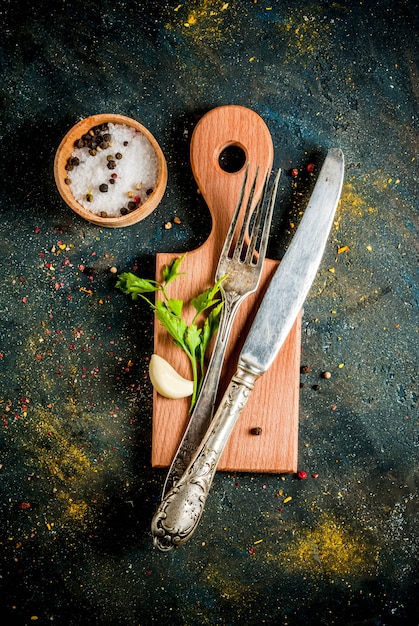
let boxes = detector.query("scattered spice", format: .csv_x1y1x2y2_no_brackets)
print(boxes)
297,470,307,480
290,168,298,177
250,427,262,435
338,245,350,254
300,364,311,374
322,371,331,379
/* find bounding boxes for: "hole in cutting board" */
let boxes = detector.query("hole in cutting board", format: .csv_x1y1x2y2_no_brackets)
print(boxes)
218,144,246,173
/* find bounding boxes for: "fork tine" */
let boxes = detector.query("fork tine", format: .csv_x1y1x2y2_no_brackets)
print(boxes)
243,170,270,264
217,164,249,264
245,167,281,265
232,166,259,261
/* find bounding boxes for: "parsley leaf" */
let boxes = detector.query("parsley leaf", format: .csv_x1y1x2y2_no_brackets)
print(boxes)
162,254,186,285
116,254,224,410
115,273,159,299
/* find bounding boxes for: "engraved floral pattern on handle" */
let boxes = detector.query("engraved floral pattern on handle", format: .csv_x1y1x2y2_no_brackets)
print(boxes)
163,287,247,495
151,366,259,551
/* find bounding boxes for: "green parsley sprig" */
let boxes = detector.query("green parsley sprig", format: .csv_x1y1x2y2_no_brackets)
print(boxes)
116,254,225,410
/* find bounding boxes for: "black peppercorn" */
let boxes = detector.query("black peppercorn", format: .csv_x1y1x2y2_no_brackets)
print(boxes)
128,201,136,210
115,152,122,159
250,427,263,435
120,207,128,215
99,184,108,192
300,365,311,374
107,160,116,170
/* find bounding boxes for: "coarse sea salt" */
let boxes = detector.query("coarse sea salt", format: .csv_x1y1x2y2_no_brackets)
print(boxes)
67,123,159,217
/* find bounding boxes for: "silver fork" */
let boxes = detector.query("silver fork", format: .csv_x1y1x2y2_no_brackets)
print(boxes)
162,165,281,498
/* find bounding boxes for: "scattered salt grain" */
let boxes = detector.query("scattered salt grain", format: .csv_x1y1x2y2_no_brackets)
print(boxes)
67,123,158,217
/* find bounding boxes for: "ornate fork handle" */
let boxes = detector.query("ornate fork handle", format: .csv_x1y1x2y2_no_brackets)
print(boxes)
152,365,259,551
163,288,246,494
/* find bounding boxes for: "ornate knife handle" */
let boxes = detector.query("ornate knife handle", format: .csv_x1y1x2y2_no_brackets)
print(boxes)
151,365,259,551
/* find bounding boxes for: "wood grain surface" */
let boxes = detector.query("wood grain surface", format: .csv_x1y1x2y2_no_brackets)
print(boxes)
151,106,300,473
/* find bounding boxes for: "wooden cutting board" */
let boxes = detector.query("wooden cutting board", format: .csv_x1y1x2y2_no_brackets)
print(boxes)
151,105,300,473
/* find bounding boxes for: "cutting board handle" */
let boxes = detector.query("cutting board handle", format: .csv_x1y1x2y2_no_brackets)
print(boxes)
190,105,274,257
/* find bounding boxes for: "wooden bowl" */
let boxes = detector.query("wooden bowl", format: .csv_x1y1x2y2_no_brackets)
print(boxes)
54,114,168,227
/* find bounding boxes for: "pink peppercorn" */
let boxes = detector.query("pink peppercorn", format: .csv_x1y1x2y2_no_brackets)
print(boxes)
290,168,298,177
18,502,31,510
306,163,315,173
297,470,307,480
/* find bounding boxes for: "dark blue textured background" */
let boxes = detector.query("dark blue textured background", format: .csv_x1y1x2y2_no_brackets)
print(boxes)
0,1,418,624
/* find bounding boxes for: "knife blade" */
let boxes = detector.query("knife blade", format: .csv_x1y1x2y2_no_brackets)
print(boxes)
151,147,345,551
241,147,344,374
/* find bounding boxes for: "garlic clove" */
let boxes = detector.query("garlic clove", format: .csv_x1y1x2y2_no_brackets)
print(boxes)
149,354,193,399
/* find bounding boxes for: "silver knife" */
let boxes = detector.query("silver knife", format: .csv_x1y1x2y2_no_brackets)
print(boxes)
151,147,345,551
